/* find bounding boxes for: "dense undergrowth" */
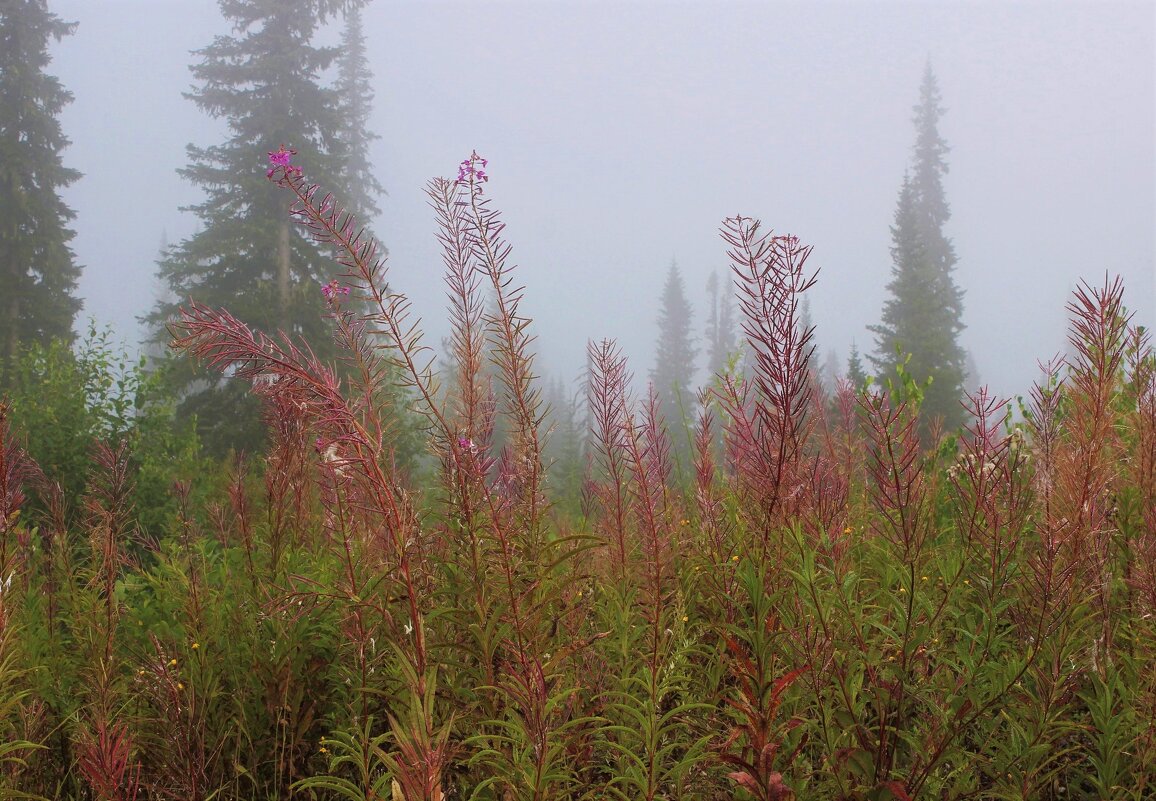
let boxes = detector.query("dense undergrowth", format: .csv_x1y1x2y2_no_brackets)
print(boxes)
1,152,1154,800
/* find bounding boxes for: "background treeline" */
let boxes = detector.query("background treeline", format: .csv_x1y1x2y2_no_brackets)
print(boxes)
2,0,971,463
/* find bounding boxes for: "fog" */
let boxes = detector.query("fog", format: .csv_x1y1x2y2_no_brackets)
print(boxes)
52,0,1155,400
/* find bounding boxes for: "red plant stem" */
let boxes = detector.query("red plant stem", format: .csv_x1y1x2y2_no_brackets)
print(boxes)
466,184,545,540
588,339,633,581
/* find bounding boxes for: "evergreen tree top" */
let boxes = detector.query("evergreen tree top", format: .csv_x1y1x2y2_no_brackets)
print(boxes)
145,0,378,455
216,0,353,28
911,62,951,232
335,4,384,223
870,63,967,436
652,261,697,383
650,260,698,465
846,343,868,388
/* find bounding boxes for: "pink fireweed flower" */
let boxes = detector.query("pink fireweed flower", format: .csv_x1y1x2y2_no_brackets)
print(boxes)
321,279,351,303
267,145,303,180
455,150,489,192
268,147,294,168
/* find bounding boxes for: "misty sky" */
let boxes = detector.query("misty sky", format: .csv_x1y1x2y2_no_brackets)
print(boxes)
49,0,1155,401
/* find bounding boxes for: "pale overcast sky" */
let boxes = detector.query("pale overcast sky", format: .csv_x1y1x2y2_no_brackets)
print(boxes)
51,0,1155,400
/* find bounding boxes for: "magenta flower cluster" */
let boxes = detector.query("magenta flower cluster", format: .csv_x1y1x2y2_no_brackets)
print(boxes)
322,279,351,302
455,150,489,189
267,145,303,180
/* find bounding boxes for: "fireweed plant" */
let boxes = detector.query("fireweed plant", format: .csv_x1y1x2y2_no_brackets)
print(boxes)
0,145,1153,800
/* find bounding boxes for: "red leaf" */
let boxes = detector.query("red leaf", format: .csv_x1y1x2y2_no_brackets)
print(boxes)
727,770,762,793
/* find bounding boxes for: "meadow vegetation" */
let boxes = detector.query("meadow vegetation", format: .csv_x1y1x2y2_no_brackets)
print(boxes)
1,152,1154,800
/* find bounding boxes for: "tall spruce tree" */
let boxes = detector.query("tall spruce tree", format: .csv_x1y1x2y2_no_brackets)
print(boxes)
846,342,868,389
704,267,737,381
869,63,966,433
541,373,584,518
651,260,697,470
0,0,81,387
333,4,382,226
146,0,372,454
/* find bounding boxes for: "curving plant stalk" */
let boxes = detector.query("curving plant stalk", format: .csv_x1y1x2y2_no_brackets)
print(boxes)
174,147,444,798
